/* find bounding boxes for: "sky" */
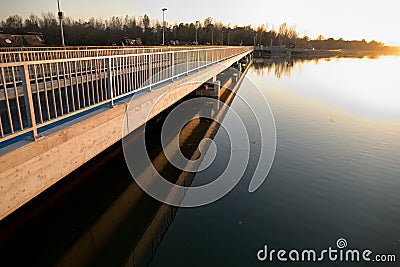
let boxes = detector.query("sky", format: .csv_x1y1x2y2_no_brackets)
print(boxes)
0,0,399,45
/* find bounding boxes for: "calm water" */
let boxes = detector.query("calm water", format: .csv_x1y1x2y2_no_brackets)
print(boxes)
149,56,400,266
1,55,399,267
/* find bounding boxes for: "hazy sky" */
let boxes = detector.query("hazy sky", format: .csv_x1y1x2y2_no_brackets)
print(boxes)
0,0,398,45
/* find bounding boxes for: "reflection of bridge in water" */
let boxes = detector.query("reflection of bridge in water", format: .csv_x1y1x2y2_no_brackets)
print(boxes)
0,46,252,220
0,62,250,267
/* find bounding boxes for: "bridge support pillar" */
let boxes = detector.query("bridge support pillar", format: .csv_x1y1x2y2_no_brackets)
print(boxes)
237,63,242,72
195,79,220,98
213,80,221,97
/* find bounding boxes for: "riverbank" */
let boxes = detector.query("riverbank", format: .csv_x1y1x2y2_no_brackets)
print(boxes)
254,45,400,59
291,48,400,59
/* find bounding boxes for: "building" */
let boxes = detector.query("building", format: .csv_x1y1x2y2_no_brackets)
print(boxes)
0,32,45,47
115,37,142,46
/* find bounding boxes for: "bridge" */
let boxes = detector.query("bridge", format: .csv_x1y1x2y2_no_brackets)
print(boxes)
0,46,253,220
253,45,318,58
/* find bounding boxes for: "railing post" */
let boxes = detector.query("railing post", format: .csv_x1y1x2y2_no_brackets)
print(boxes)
20,64,38,140
106,57,115,107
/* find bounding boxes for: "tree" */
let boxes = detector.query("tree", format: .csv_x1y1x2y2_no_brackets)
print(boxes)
142,14,150,29
0,13,389,49
1,14,23,33
204,17,213,27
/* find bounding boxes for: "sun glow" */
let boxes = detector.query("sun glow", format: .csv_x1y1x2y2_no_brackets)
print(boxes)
259,56,400,122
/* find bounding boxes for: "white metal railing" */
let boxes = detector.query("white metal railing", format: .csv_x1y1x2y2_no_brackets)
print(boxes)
0,46,252,142
0,46,223,63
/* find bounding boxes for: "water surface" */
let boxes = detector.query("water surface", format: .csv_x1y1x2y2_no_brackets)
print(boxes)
1,55,399,267
149,55,400,266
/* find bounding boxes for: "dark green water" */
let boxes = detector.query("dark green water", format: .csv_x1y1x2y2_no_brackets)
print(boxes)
149,56,400,266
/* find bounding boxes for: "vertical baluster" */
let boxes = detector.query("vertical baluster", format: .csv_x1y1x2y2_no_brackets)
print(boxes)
170,52,173,79
55,62,64,116
93,57,100,103
89,59,95,105
148,54,152,90
84,60,91,106
61,61,70,114
20,65,38,139
73,61,82,110
127,56,132,94
11,67,24,130
135,56,139,91
98,58,104,102
102,58,107,100
48,63,58,118
106,57,114,106
68,61,76,112
139,55,143,89
33,65,43,124
126,56,130,94
123,56,127,94
115,57,120,97
1,68,14,134
41,64,51,121
186,52,189,75
78,60,86,108
121,57,125,95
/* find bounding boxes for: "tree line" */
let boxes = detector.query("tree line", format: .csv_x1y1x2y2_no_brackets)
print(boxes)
0,13,387,50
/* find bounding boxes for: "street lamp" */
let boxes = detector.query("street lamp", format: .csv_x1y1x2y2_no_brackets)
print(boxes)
195,21,200,45
211,24,214,45
162,8,167,45
57,0,65,46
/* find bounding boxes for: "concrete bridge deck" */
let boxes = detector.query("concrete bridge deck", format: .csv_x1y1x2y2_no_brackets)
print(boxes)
0,46,253,220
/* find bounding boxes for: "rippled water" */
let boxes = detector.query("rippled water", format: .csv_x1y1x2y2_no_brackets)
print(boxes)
149,56,400,266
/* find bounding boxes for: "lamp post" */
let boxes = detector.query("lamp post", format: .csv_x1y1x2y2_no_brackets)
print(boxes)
162,8,167,45
57,0,65,46
195,20,200,45
211,24,214,45
221,30,224,46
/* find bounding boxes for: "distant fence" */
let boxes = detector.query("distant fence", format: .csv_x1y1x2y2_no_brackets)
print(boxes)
0,46,252,142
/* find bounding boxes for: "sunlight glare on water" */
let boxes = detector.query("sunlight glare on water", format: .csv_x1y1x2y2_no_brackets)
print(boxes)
252,56,400,122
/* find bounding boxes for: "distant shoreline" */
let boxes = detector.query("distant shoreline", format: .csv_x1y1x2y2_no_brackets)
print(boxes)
290,48,400,59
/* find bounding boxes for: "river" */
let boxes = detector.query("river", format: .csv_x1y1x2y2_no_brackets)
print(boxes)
149,55,400,266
